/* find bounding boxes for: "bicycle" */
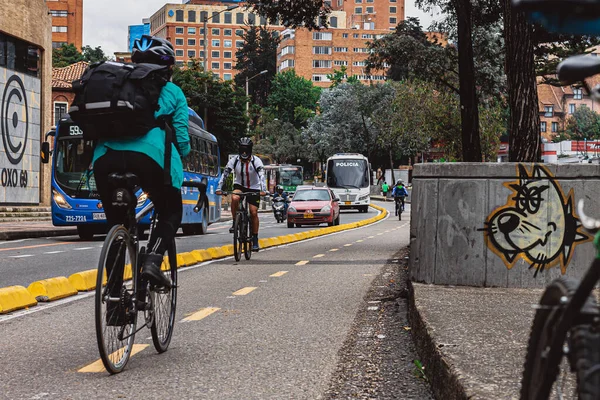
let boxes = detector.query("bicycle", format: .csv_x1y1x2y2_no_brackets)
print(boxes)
95,173,205,374
220,191,257,262
394,196,405,221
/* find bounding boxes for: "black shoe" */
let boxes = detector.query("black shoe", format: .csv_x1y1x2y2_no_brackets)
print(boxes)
229,225,235,233
252,236,259,252
140,252,172,289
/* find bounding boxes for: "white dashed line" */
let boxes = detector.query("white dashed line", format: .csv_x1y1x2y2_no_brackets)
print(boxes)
9,255,33,258
74,247,94,251
43,251,65,255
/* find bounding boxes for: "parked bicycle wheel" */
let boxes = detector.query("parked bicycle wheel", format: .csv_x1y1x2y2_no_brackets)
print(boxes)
150,238,178,353
244,217,252,260
521,277,598,399
233,213,243,262
95,225,137,374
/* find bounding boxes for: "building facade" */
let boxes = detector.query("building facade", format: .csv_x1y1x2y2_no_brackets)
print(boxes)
1,1,53,205
45,0,83,50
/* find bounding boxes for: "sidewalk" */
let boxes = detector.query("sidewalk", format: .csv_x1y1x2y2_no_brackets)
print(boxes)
408,283,543,399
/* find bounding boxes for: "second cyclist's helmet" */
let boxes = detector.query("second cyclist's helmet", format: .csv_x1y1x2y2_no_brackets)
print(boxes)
396,179,404,186
132,35,175,66
239,137,253,161
276,185,284,194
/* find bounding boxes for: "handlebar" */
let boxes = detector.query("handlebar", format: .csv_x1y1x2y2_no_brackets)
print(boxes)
181,180,207,213
557,55,600,85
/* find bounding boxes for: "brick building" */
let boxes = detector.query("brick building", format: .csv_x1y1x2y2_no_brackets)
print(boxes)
45,0,83,50
537,75,600,142
1,0,53,205
51,61,88,127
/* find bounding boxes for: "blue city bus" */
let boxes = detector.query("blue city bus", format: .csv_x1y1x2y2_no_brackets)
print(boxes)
42,108,221,240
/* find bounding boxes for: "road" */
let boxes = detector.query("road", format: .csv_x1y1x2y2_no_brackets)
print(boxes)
0,207,377,289
0,202,430,399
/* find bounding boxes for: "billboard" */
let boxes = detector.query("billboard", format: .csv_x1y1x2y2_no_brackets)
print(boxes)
0,67,41,204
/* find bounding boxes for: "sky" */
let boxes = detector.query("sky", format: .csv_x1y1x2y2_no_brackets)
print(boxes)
84,0,443,57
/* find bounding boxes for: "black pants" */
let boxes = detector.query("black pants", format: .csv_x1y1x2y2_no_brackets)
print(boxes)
94,150,182,255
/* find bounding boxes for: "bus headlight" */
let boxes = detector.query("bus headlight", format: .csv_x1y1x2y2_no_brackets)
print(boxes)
52,189,72,209
137,192,149,208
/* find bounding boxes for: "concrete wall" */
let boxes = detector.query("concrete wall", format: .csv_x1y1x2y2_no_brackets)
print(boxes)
409,163,600,288
1,0,52,205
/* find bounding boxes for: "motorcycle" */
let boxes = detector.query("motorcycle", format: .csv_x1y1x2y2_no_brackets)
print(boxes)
272,196,287,223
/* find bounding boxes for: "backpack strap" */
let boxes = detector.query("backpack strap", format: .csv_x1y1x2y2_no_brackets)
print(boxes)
159,115,174,187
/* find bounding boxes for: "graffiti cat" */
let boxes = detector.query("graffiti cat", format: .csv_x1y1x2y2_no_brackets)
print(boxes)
483,164,590,276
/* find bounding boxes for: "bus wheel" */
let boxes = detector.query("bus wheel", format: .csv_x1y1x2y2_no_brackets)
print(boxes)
77,226,94,241
197,208,209,235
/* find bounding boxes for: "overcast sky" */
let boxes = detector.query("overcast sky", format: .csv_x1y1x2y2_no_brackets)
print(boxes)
83,0,442,57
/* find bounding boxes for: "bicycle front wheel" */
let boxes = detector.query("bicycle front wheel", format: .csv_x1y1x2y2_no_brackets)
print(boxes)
233,213,243,262
95,225,137,374
521,277,597,399
244,216,252,260
150,238,178,353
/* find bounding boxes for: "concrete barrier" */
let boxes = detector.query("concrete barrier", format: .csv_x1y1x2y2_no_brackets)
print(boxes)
409,163,600,288
27,277,78,302
0,286,37,314
68,270,97,292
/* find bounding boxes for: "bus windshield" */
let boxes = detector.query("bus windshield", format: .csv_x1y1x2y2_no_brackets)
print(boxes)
327,159,369,189
280,167,303,186
54,137,97,196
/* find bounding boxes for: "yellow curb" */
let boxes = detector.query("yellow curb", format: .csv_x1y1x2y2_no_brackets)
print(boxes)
207,246,227,259
269,237,282,246
191,249,212,262
259,238,271,248
292,233,304,241
0,285,37,314
27,277,78,302
296,232,309,240
180,252,197,267
280,235,293,244
221,244,234,256
68,269,98,292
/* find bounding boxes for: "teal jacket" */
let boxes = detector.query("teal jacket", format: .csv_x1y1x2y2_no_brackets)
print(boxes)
92,82,191,189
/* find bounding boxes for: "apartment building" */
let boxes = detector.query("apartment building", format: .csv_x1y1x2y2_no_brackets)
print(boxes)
537,76,600,142
45,0,83,50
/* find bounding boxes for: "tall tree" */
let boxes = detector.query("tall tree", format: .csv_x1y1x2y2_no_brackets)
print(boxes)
266,70,321,128
52,43,84,67
172,61,247,160
564,106,600,141
243,0,331,29
81,45,108,64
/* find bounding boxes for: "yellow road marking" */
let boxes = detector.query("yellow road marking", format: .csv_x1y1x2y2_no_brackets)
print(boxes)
329,249,339,252
344,244,353,247
232,287,257,296
78,344,148,373
0,242,70,253
356,239,364,243
183,307,220,322
296,260,309,266
313,254,325,258
270,271,288,277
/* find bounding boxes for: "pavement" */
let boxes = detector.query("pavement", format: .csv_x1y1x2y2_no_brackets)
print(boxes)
0,198,535,399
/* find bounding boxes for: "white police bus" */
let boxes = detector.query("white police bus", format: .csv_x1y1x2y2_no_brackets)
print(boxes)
325,153,370,213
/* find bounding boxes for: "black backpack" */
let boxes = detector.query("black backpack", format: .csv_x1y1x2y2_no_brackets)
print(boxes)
69,61,169,140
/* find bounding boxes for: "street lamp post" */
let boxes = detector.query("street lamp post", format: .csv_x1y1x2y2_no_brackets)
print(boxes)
202,4,238,126
246,69,269,134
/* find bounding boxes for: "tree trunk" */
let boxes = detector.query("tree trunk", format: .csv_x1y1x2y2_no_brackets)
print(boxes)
389,148,395,185
454,0,482,162
503,0,541,162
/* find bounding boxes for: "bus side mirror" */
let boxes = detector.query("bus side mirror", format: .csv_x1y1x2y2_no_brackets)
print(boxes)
41,142,50,164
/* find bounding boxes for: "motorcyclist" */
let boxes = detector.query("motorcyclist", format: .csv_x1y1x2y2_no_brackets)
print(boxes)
272,185,289,214
392,179,409,215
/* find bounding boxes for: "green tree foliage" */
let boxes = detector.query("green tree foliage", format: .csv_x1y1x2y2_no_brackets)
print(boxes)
266,70,321,128
243,0,331,29
234,26,280,108
81,45,109,64
564,106,600,141
172,61,247,160
326,66,359,87
52,44,84,67
255,119,307,164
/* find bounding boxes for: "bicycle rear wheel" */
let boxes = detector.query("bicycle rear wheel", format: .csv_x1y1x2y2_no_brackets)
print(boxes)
233,213,243,262
150,238,178,353
95,225,137,374
244,217,252,260
521,277,598,399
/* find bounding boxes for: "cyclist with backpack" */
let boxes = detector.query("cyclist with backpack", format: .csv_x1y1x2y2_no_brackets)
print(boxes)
216,138,267,251
392,180,409,216
87,35,191,289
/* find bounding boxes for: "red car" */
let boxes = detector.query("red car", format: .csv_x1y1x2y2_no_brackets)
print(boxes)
287,187,341,228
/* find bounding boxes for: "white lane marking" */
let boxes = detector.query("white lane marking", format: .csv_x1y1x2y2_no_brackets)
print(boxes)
9,254,33,258
74,247,94,251
43,251,65,255
313,254,325,258
0,239,31,246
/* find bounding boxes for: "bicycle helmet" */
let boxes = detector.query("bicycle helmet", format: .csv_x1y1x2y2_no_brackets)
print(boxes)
239,137,253,160
276,185,284,194
396,179,404,186
131,35,175,66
